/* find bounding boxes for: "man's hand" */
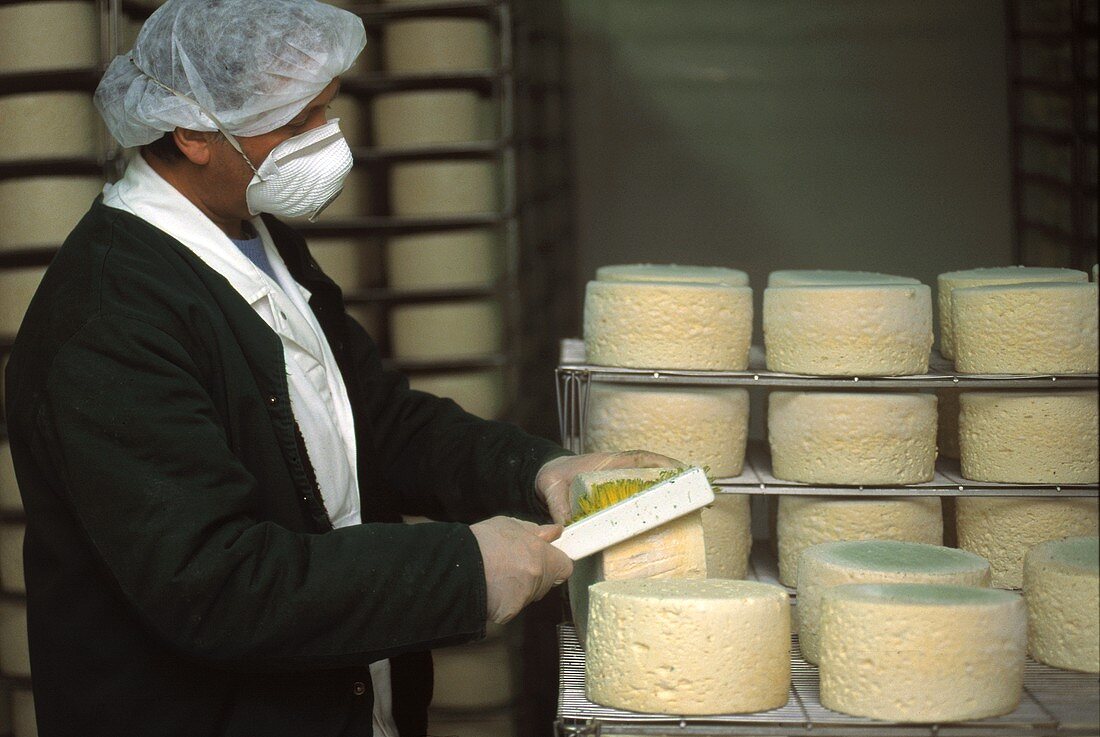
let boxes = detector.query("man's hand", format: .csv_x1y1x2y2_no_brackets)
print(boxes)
470,517,574,624
534,450,683,526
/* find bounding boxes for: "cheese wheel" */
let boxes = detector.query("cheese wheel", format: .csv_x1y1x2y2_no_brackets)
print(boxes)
796,540,991,664
0,93,101,162
0,2,98,72
767,270,918,287
328,96,367,149
383,19,493,73
583,281,753,370
0,268,48,337
0,177,104,249
307,238,380,292
0,523,25,594
700,494,752,579
768,392,937,485
372,91,491,147
935,388,961,459
952,282,1098,374
11,688,36,737
763,284,932,376
956,497,1100,588
819,583,1026,722
596,264,749,287
0,441,21,512
426,713,513,737
315,168,370,219
408,370,505,420
777,496,943,587
0,600,30,677
586,579,790,715
585,384,749,477
1024,536,1099,673
937,266,1088,359
959,391,1098,483
432,638,518,710
1094,264,1098,281
385,230,499,289
389,161,498,216
389,301,502,360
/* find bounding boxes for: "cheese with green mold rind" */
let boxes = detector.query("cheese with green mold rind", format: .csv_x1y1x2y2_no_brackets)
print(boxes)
1024,536,1100,673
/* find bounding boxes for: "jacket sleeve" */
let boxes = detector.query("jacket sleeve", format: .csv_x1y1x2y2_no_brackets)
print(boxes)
343,316,572,524
32,313,488,670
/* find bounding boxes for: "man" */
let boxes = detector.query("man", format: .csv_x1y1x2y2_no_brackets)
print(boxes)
3,1,672,735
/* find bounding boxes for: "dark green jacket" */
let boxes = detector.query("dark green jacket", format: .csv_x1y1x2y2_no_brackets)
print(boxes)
4,199,568,737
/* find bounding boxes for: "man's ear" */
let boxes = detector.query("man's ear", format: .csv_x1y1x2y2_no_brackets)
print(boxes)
172,128,218,165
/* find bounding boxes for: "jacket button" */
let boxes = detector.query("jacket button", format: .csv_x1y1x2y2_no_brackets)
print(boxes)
268,395,278,405
352,681,367,696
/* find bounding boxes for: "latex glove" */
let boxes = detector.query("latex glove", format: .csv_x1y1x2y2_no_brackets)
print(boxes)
470,516,574,625
534,450,683,526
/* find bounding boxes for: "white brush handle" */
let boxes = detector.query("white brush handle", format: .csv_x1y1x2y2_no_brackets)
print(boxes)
551,467,714,560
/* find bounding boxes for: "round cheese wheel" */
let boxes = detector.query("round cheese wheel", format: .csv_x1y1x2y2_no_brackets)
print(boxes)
0,177,104,250
585,384,749,477
777,495,943,587
796,540,991,664
383,19,493,73
0,268,48,337
0,2,98,73
0,93,101,162
936,387,961,459
956,497,1099,588
408,370,505,420
389,161,498,216
959,390,1098,483
0,440,21,512
937,266,1088,359
385,230,499,289
313,168,370,220
306,237,380,292
763,284,932,376
0,523,25,594
586,579,790,715
372,91,491,147
389,301,502,360
1024,536,1099,673
0,600,30,677
583,281,752,370
819,583,1026,722
432,638,518,710
700,494,752,579
767,270,918,287
768,392,937,485
596,264,749,287
952,282,1098,374
328,96,367,149
11,688,36,737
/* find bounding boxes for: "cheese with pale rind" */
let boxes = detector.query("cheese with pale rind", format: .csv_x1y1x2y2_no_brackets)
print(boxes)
408,370,504,420
700,494,752,579
768,392,937,485
767,270,918,287
959,391,1098,483
0,523,25,593
956,497,1099,588
389,161,498,216
0,2,98,73
386,230,499,289
777,496,943,587
937,266,1088,359
373,90,491,147
952,282,1098,374
585,384,749,477
383,19,493,73
819,583,1026,722
1024,536,1099,673
0,601,29,677
584,280,752,370
796,540,991,664
597,264,749,287
0,177,104,250
763,284,932,376
586,579,791,715
0,93,101,162
389,301,502,360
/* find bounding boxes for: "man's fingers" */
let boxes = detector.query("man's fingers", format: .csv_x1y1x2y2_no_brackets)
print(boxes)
534,523,563,542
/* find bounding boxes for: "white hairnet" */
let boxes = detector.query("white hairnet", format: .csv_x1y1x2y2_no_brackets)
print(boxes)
95,0,366,148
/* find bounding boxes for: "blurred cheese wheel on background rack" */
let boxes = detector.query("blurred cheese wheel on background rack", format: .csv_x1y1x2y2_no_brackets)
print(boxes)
314,168,371,219
767,270,919,287
584,281,752,370
372,91,492,147
328,95,367,149
0,522,25,593
432,637,519,711
389,301,502,360
0,177,104,250
796,540,991,665
959,391,1098,483
936,387,961,459
11,688,35,737
344,305,384,346
596,263,749,287
0,267,48,337
699,493,752,579
952,282,1098,374
1024,536,1099,673
0,440,20,513
0,2,98,73
937,266,1088,359
768,392,937,485
389,161,498,216
763,284,933,376
0,93,101,162
306,238,381,294
408,370,505,420
584,384,749,477
776,495,943,587
383,19,494,73
586,579,790,715
956,497,1099,588
0,599,30,678
819,583,1025,722
386,230,500,289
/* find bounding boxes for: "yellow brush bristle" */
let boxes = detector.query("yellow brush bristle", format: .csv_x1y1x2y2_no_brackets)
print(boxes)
572,468,681,522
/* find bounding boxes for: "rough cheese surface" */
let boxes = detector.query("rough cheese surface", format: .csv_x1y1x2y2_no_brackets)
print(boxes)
819,583,1026,722
767,270,918,287
700,494,752,579
952,282,1098,374
796,540,991,664
597,263,749,286
959,391,1099,483
763,284,932,376
586,579,790,715
585,384,749,477
777,496,943,587
768,392,937,485
956,497,1099,588
1024,536,1100,673
937,266,1088,359
584,280,752,370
